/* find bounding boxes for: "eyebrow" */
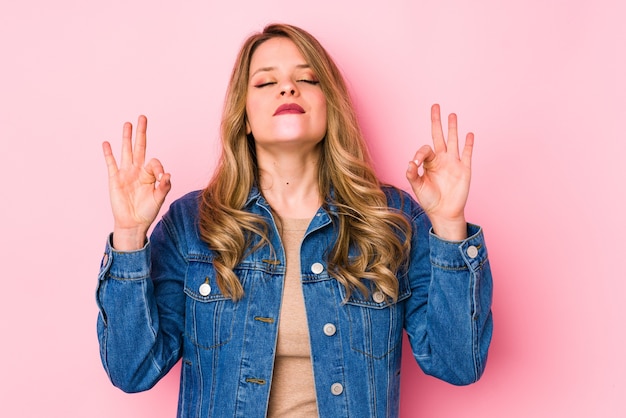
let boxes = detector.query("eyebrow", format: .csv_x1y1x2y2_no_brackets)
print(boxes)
250,64,311,78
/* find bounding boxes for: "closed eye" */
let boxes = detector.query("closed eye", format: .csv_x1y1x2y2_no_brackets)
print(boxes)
255,82,276,88
298,79,319,85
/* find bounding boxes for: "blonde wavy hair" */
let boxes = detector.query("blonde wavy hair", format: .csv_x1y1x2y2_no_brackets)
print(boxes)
199,23,410,301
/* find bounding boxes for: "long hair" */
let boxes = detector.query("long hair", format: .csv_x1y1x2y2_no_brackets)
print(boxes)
199,23,410,301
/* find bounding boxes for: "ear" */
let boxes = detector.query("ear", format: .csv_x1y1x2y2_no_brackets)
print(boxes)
245,116,252,135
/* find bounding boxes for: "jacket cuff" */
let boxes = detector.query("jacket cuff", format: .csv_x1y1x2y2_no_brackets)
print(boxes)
98,233,151,281
429,224,488,271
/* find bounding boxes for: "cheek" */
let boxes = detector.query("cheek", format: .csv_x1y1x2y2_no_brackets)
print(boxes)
318,100,328,129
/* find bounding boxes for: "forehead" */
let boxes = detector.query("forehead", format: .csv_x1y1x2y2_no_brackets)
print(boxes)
249,37,307,72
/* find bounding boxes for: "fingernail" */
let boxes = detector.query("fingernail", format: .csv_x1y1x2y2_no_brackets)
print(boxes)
157,173,163,181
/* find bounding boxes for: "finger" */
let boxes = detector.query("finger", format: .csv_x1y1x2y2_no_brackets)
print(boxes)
447,112,459,157
461,132,474,168
120,121,133,168
133,115,148,167
431,104,447,153
411,144,436,167
407,145,434,193
154,172,172,205
406,160,423,187
142,158,172,205
141,158,165,185
102,141,119,177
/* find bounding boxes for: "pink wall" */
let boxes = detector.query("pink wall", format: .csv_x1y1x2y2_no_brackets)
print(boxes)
2,0,624,416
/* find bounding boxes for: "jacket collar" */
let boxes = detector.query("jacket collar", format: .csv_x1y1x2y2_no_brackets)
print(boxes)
243,184,339,215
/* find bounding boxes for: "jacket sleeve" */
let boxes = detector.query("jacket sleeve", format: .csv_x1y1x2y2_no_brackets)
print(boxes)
404,206,493,386
95,212,186,393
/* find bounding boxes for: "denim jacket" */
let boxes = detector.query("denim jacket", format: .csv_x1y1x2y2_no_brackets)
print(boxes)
96,186,493,418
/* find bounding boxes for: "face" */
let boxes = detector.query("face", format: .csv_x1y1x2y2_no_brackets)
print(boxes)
245,37,327,150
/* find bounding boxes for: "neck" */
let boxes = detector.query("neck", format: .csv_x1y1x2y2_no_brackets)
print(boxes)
257,146,322,219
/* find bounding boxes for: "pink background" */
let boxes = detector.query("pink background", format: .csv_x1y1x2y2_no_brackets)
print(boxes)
1,0,625,417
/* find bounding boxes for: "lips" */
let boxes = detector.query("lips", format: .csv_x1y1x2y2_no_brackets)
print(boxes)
273,103,305,116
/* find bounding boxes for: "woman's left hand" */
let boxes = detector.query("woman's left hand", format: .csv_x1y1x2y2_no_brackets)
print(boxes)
406,104,474,241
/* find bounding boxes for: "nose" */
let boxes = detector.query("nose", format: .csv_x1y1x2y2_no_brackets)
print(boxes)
279,80,298,97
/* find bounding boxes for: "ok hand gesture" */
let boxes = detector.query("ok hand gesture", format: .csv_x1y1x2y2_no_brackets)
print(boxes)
406,104,473,241
102,116,171,250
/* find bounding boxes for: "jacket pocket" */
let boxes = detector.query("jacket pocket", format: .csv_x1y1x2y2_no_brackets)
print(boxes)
184,260,238,350
340,276,410,359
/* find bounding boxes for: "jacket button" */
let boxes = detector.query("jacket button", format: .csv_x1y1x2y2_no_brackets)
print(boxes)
199,282,211,296
467,245,479,259
311,262,324,274
372,291,385,303
330,383,343,395
323,323,336,336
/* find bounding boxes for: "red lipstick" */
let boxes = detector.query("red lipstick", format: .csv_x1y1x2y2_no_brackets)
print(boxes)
273,103,305,116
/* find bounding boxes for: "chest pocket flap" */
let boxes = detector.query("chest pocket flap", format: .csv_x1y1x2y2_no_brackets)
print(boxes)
184,259,239,350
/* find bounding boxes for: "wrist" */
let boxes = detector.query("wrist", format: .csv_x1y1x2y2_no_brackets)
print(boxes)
429,216,467,241
112,226,148,251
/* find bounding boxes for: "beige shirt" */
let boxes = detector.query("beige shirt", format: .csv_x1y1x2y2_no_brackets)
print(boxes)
267,217,318,417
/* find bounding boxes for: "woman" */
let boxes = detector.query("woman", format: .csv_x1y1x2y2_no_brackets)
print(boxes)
97,23,493,417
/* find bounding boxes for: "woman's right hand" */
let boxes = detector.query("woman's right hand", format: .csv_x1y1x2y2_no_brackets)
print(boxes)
102,115,171,251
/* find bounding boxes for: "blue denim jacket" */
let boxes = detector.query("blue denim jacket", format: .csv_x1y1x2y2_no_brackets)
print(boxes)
96,186,493,418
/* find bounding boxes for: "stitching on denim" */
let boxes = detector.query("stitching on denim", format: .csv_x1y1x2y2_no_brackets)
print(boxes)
342,290,411,309
180,360,189,415
100,329,110,377
339,278,411,309
184,335,232,351
430,264,469,271
347,302,402,360
471,269,481,382
107,273,151,281
430,257,487,271
350,331,401,359
142,280,158,340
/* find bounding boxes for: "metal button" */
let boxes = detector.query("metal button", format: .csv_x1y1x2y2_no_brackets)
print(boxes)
372,291,385,303
199,282,211,296
467,245,479,259
311,262,324,274
331,382,344,395
323,323,336,336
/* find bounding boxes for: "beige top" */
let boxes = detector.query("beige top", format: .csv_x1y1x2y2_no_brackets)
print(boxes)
267,217,318,417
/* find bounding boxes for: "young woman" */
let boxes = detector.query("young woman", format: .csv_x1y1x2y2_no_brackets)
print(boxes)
97,23,493,417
